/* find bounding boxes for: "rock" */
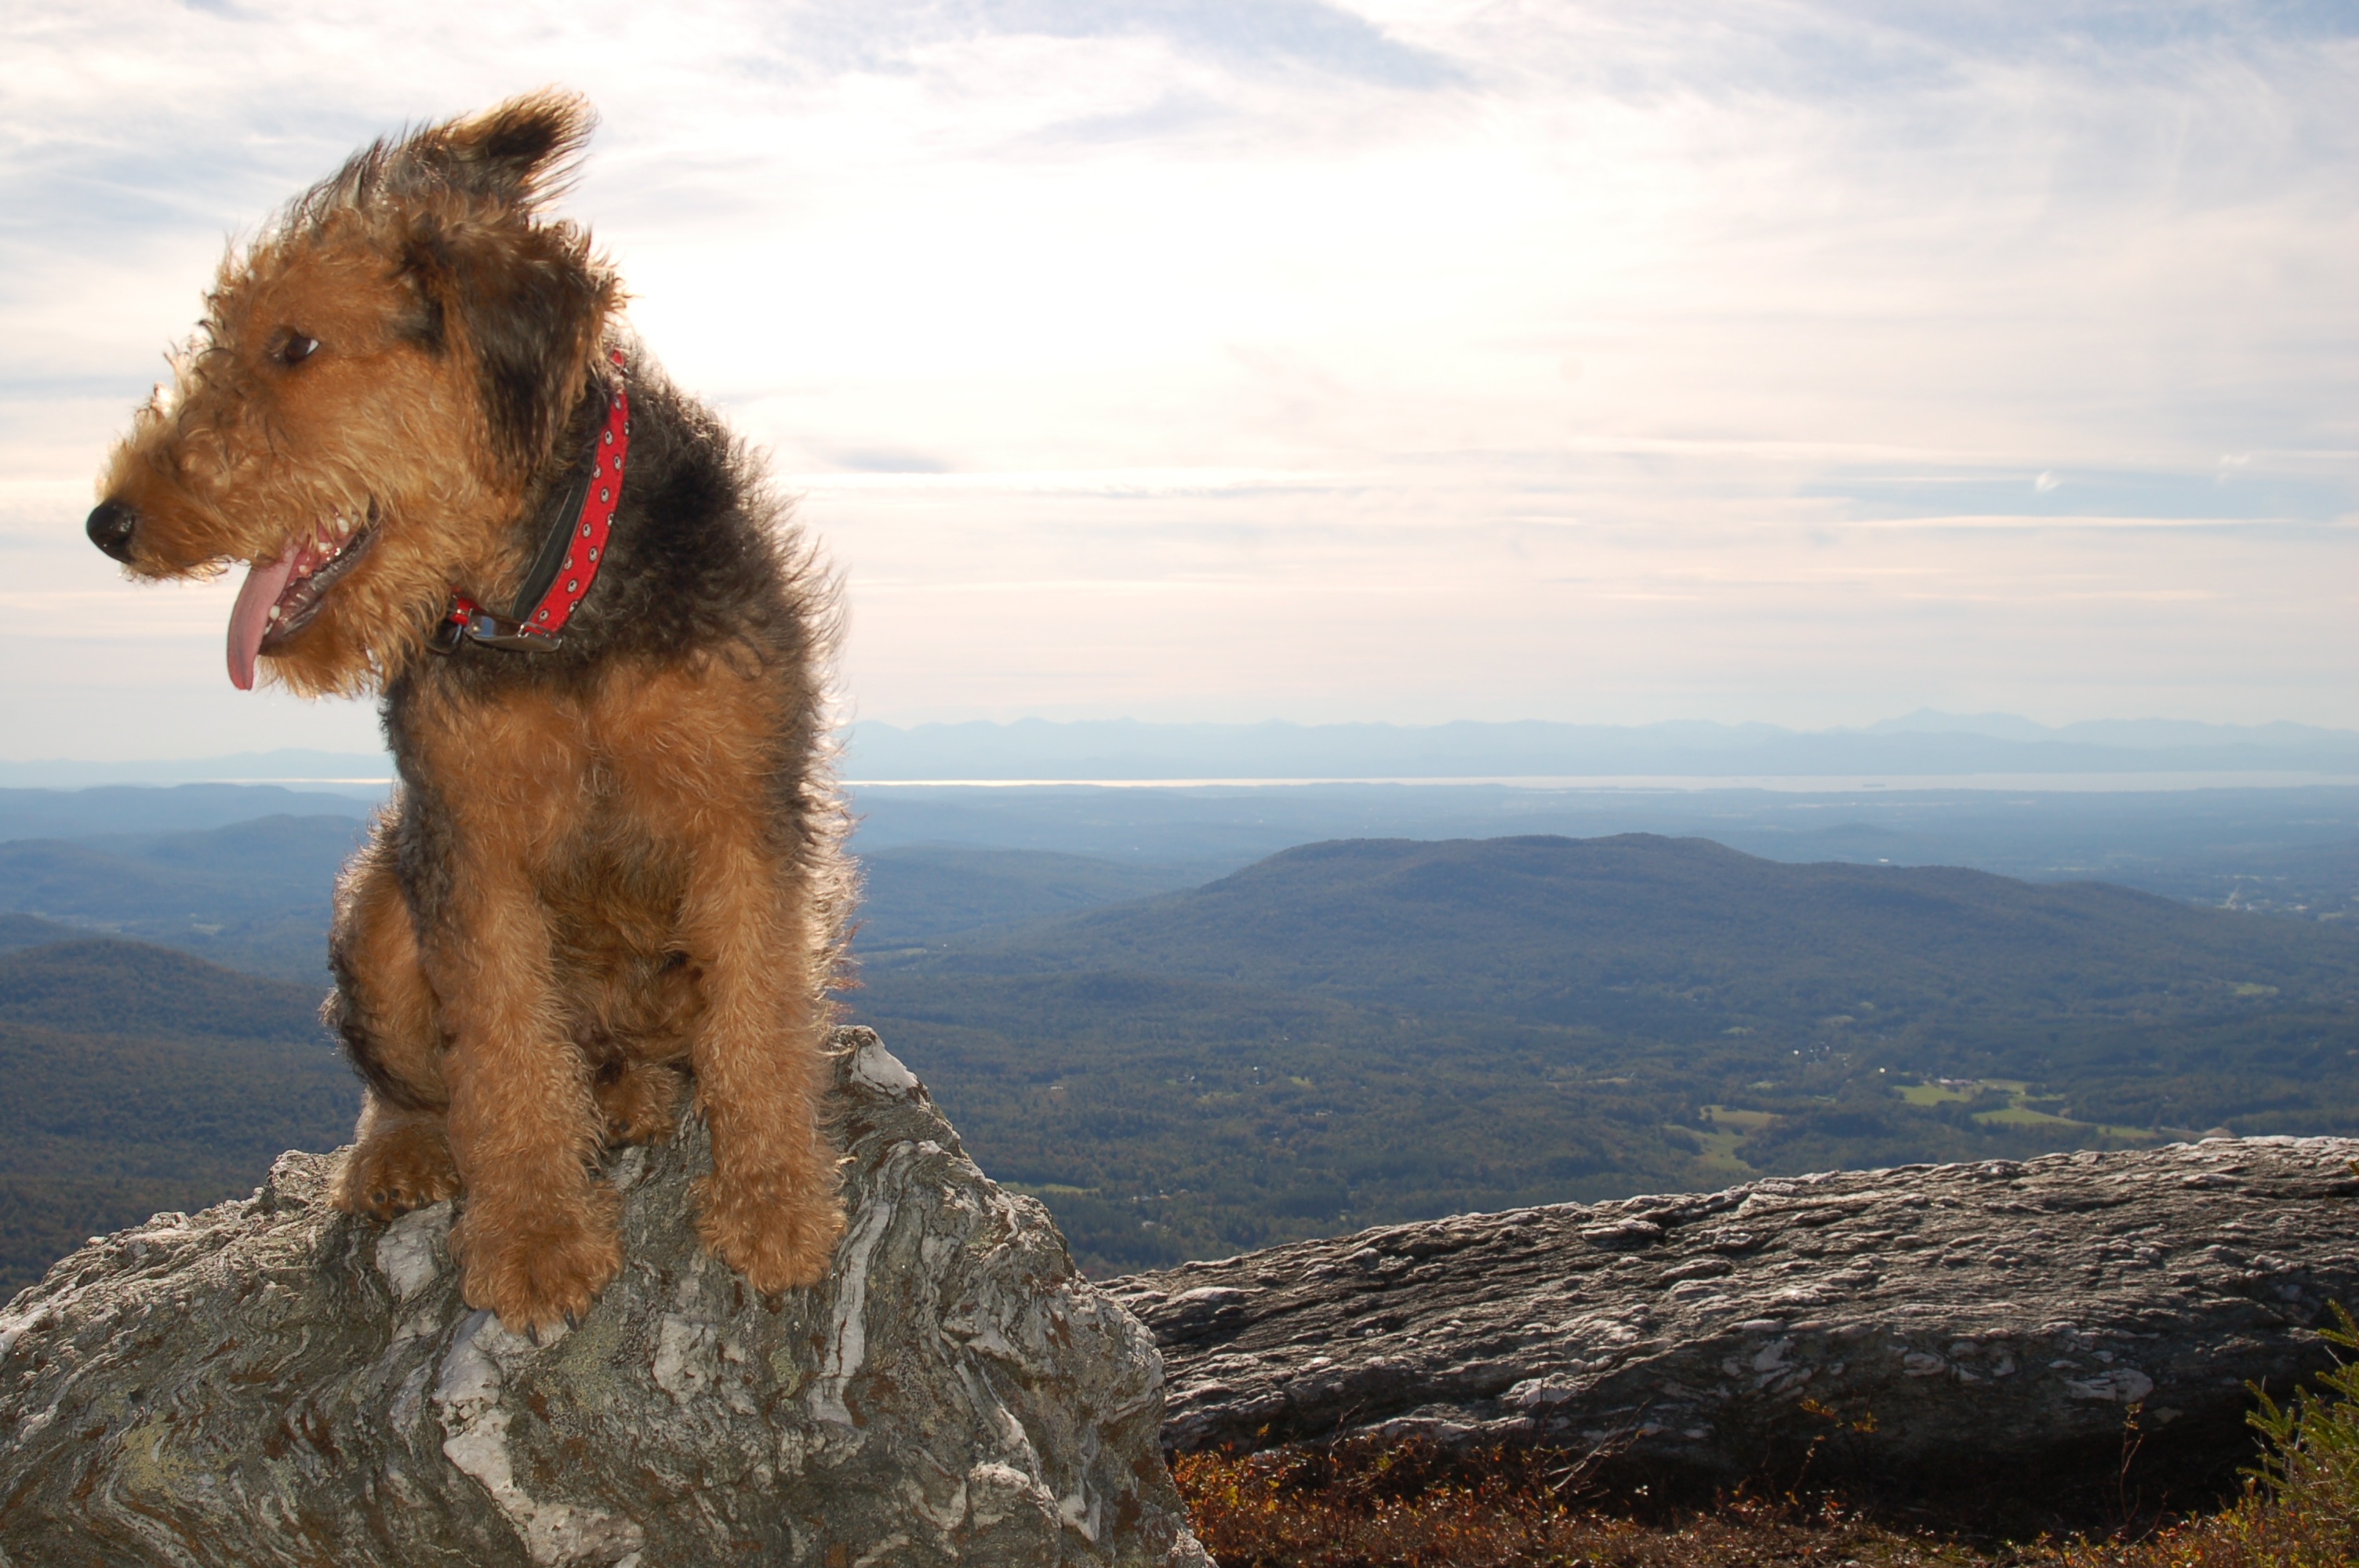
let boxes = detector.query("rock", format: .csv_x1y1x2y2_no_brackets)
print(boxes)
1107,1139,2359,1497
0,1028,1208,1568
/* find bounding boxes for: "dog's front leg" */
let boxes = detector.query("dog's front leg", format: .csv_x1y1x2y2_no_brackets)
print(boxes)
428,852,620,1332
679,822,846,1295
329,818,459,1220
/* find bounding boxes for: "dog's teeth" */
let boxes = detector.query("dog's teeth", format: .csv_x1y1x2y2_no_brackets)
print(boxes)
267,604,281,620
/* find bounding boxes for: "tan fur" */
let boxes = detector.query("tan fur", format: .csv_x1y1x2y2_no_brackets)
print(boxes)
96,99,612,701
87,93,850,1330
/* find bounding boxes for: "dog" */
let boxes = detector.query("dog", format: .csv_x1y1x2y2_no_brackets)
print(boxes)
85,92,852,1330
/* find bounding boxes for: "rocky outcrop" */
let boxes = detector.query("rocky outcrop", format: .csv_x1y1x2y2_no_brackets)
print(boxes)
1109,1139,2359,1497
0,1028,1207,1568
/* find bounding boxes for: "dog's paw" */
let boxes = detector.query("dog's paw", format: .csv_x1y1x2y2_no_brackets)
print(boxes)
333,1120,460,1221
592,1058,684,1146
451,1189,623,1333
694,1175,845,1295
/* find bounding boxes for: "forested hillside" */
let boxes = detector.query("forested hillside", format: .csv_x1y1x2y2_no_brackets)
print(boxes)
6,829,2354,1293
0,938,352,1294
0,815,367,982
857,846,1209,946
852,835,2359,1272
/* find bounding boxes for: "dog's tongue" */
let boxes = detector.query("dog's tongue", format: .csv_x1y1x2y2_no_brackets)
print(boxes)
226,541,301,691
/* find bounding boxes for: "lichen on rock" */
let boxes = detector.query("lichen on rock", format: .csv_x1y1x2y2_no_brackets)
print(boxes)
0,1027,1208,1568
1109,1138,2359,1501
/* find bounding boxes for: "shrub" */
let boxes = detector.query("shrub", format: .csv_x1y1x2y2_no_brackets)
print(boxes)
2055,1305,2359,1568
1170,1436,1991,1566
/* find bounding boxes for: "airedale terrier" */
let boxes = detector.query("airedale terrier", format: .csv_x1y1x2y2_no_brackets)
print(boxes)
85,92,852,1330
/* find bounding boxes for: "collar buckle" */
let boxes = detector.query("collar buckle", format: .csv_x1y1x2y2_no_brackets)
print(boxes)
431,597,565,655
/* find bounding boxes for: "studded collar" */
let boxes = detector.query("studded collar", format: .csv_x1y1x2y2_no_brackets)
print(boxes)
434,349,631,654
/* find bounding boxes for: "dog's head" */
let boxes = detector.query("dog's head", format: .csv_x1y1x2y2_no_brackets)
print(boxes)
88,91,620,695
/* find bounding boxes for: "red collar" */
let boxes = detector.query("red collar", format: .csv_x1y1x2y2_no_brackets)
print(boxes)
437,350,631,653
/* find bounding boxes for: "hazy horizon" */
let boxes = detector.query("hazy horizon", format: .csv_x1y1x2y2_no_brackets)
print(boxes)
4,708,2357,788
5,2,2351,760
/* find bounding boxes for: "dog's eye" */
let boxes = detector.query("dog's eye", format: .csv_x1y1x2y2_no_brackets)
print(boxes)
276,332,321,367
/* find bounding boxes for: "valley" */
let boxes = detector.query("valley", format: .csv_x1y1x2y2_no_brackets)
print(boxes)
0,782,2353,1290
849,834,2359,1269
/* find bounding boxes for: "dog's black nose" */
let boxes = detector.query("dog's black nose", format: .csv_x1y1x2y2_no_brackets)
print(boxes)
86,499,139,562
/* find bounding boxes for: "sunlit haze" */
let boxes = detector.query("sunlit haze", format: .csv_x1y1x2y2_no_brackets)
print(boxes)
3,1,2353,760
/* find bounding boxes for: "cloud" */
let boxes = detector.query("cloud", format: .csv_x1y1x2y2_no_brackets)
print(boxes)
2,0,2354,750
932,0,1461,86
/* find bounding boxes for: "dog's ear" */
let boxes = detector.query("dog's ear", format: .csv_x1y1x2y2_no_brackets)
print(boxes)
383,92,612,470
399,90,595,213
402,220,612,472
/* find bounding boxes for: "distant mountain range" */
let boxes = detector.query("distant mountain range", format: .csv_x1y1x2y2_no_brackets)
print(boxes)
4,713,2355,788
841,713,2359,781
0,753,393,791
0,783,375,840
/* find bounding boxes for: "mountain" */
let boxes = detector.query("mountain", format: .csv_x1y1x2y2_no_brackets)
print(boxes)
1852,709,2359,751
4,782,2354,1000
0,753,391,790
0,784,376,842
0,914,89,953
7,818,2354,1290
842,716,2359,782
0,938,328,1042
848,834,2359,1272
1854,709,2058,741
0,815,369,982
0,935,354,1296
847,782,2359,922
907,834,2354,1036
19,718,2359,791
857,846,1213,947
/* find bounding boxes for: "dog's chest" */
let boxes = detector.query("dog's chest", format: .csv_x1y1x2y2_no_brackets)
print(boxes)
387,642,794,971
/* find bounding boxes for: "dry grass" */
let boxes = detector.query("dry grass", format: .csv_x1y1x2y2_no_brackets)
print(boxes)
1172,1410,2356,1568
2041,1492,2354,1568
1174,1438,2011,1567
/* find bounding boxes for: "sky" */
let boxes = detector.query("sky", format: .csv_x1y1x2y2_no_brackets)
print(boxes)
1,0,2354,760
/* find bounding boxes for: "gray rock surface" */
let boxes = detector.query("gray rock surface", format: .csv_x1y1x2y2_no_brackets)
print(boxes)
1109,1139,2359,1494
0,1027,1208,1568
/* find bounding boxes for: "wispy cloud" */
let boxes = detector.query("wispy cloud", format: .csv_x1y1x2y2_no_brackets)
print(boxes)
1,0,2352,756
